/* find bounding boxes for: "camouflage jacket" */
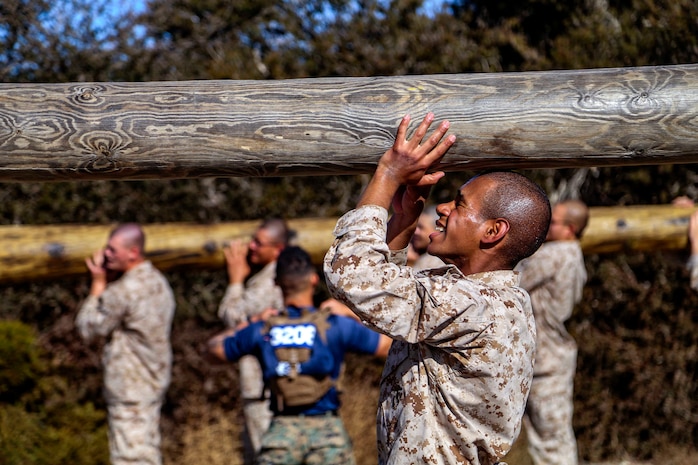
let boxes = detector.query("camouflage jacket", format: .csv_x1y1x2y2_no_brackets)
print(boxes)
217,260,284,328
515,240,586,376
76,261,175,404
323,205,536,465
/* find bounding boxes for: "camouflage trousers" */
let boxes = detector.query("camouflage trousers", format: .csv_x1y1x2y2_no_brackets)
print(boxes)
240,355,274,464
107,400,163,465
255,414,356,465
523,361,578,465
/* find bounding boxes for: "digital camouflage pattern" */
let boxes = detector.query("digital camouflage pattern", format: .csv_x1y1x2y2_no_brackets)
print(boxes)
217,260,283,457
256,415,355,465
76,260,175,403
218,260,283,328
515,240,587,465
323,205,537,465
108,401,164,465
76,260,175,465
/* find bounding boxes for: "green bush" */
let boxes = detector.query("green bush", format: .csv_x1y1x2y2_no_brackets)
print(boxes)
0,320,109,465
0,320,44,403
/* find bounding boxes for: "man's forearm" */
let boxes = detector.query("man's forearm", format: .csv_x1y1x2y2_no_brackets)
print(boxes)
217,283,246,327
386,211,419,251
89,276,107,297
356,113,453,250
358,167,423,251
357,166,401,210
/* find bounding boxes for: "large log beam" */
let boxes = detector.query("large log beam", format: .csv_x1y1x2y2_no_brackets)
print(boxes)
0,218,338,284
0,205,694,283
0,64,697,182
579,205,693,254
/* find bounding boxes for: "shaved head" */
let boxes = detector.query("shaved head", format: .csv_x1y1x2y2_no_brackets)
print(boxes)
110,223,145,257
559,199,589,238
477,171,551,267
259,218,293,246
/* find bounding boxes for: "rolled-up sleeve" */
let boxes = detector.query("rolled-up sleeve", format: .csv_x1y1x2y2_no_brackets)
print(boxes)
217,262,283,328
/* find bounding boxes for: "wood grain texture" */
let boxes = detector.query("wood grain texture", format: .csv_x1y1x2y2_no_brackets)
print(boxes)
0,64,697,181
0,206,694,283
0,218,339,283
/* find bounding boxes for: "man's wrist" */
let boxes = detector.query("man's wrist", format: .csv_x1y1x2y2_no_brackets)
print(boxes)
89,277,107,296
387,214,418,248
358,169,401,209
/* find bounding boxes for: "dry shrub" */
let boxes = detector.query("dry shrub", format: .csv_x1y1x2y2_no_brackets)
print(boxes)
169,406,244,465
337,353,385,465
572,251,698,463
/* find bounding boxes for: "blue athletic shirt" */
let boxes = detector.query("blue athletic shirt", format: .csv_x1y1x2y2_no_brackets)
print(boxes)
223,305,381,415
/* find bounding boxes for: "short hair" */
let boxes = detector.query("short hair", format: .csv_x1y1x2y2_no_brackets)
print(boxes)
477,171,551,267
110,223,145,255
259,217,295,246
560,199,589,238
275,246,315,295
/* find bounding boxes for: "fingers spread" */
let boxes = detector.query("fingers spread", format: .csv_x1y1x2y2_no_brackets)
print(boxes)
395,114,412,143
411,112,435,145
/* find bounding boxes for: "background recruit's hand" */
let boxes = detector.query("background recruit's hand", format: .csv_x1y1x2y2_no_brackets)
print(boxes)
223,239,251,285
85,249,107,278
672,196,695,208
235,307,280,330
320,298,360,321
85,248,108,296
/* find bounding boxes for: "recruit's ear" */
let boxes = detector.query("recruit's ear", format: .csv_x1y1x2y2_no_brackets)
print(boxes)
481,218,510,244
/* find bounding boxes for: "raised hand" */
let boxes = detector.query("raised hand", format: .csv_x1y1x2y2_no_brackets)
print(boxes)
224,239,251,284
378,113,455,187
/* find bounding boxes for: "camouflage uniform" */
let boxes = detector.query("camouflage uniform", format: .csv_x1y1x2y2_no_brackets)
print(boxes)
515,240,587,465
323,206,537,465
687,255,698,291
76,260,175,465
256,415,355,465
218,261,284,460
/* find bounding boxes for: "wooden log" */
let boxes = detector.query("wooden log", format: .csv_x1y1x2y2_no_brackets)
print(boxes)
0,64,697,182
580,205,694,254
0,205,694,283
0,218,338,284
